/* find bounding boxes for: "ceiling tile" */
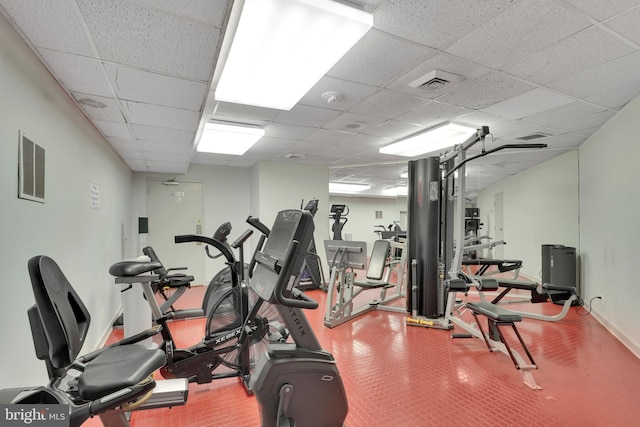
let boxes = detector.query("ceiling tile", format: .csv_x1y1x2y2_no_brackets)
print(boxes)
107,138,142,154
397,101,468,126
123,158,148,171
604,6,640,45
502,27,636,85
264,123,315,140
584,84,640,109
538,133,587,149
287,140,334,155
142,151,190,162
250,137,298,152
300,76,379,111
481,88,575,120
126,0,229,26
373,0,514,49
327,29,437,87
522,101,615,132
0,0,96,56
342,134,393,148
563,0,640,21
329,142,369,157
137,139,192,153
351,89,429,118
130,124,194,144
71,92,125,122
144,159,189,172
323,112,387,134
444,0,591,68
93,120,132,138
225,158,260,168
273,104,341,128
123,100,200,131
548,53,640,99
104,63,207,111
365,119,423,139
304,129,355,145
76,0,219,81
436,72,535,109
39,50,112,97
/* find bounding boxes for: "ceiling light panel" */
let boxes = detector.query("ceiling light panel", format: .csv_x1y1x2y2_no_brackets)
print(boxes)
329,182,371,194
215,0,373,110
380,122,477,157
197,122,265,155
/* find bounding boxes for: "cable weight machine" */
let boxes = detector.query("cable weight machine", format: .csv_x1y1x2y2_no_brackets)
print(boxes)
405,126,547,327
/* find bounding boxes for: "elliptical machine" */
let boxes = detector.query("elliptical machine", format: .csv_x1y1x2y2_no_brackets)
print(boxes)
329,204,348,240
246,209,348,427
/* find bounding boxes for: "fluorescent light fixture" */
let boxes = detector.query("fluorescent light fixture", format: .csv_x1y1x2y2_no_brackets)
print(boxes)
329,182,371,194
400,172,408,179
197,122,265,155
379,123,478,157
215,0,373,110
383,186,408,197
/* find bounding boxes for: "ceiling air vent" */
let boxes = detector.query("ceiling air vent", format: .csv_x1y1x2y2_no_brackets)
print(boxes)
408,69,463,90
285,153,305,160
517,132,551,141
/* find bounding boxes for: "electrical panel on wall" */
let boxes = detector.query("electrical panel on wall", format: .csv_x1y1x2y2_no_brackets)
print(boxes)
18,130,45,203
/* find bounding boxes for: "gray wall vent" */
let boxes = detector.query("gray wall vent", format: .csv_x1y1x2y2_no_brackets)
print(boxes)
18,130,45,203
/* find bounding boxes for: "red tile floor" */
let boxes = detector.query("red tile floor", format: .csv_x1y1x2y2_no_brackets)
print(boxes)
91,284,640,427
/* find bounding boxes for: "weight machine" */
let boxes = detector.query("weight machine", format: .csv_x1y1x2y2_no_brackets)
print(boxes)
404,125,549,389
323,238,407,328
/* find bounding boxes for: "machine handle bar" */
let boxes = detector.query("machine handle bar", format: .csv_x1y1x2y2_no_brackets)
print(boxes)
231,229,254,249
274,240,318,310
175,234,235,263
246,216,270,237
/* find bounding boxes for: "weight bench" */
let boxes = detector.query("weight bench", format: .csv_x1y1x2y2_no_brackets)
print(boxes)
324,240,406,328
466,301,537,371
445,278,541,390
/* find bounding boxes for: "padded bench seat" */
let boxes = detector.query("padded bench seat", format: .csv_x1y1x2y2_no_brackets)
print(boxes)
495,279,538,291
466,301,522,323
354,280,394,289
462,259,522,274
78,345,166,401
465,301,536,372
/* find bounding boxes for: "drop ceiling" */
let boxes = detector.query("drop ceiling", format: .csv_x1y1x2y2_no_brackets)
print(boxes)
1,0,640,198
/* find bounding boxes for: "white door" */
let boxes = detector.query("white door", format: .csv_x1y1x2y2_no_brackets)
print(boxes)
146,180,206,286
494,192,504,259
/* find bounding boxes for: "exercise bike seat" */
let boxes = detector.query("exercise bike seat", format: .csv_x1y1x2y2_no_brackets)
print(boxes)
109,260,162,277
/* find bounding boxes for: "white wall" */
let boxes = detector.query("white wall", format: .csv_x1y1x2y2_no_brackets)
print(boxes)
579,95,640,356
0,15,133,388
131,164,252,282
252,161,329,269
477,150,580,280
